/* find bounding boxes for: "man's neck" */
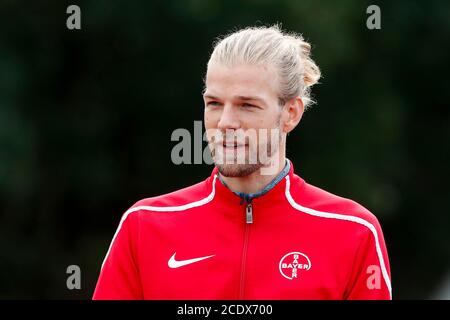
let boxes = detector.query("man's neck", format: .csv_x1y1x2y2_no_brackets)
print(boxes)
219,155,286,194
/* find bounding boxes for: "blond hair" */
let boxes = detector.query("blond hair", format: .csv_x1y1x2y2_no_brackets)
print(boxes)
207,25,321,109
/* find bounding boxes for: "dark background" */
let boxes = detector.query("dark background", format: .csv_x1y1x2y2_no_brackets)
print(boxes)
0,0,449,299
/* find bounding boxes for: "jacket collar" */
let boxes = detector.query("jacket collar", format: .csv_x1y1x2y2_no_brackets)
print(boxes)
207,159,296,207
217,160,290,205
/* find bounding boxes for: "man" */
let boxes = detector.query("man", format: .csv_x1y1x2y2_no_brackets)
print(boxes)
93,25,392,300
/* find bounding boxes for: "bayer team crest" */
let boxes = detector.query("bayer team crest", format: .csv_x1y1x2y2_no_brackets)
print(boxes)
279,252,311,280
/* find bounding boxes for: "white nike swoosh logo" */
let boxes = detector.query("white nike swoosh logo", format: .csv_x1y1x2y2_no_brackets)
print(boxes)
168,252,215,268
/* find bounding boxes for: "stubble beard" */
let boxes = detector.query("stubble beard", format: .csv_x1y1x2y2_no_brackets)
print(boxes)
211,121,282,178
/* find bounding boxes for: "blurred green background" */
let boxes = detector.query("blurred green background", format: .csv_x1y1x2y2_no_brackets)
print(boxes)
0,0,449,299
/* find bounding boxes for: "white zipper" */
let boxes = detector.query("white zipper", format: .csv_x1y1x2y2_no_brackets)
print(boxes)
245,203,253,224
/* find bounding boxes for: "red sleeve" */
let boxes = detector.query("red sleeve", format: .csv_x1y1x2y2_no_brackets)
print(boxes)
344,218,392,300
92,211,143,300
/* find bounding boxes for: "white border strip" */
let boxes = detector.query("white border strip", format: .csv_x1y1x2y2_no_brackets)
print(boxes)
284,175,392,299
100,175,218,270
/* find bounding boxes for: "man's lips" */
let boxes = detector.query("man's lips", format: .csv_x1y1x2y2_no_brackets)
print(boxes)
213,143,248,154
216,142,248,148
224,143,247,147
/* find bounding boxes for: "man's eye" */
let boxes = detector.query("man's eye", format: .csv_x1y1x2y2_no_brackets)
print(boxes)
206,101,221,107
242,103,257,108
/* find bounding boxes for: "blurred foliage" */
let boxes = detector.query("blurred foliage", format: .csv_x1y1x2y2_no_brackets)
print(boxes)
0,0,449,299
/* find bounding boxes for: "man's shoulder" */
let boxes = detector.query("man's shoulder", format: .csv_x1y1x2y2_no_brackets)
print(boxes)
294,176,381,228
126,178,211,214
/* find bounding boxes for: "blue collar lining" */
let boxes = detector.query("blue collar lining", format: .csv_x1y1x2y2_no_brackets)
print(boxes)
218,159,290,205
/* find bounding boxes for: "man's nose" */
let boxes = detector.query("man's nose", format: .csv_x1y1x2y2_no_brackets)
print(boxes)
217,104,240,130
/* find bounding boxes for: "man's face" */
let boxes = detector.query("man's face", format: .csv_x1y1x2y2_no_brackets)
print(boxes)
203,62,284,177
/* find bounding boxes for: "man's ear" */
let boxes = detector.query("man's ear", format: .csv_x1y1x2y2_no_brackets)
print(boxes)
282,97,304,134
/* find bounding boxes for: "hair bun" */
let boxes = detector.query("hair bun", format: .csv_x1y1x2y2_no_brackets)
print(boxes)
298,40,321,88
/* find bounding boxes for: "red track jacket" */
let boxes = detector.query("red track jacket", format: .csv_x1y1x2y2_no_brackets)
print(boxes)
93,162,392,299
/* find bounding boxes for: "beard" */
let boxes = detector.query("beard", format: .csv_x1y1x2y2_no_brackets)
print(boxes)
216,162,263,178
209,123,282,178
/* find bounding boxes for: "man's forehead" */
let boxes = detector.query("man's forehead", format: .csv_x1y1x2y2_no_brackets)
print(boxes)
204,63,278,99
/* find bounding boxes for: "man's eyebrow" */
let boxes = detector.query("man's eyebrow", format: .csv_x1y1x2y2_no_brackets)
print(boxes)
203,94,266,104
235,95,265,102
203,94,220,99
